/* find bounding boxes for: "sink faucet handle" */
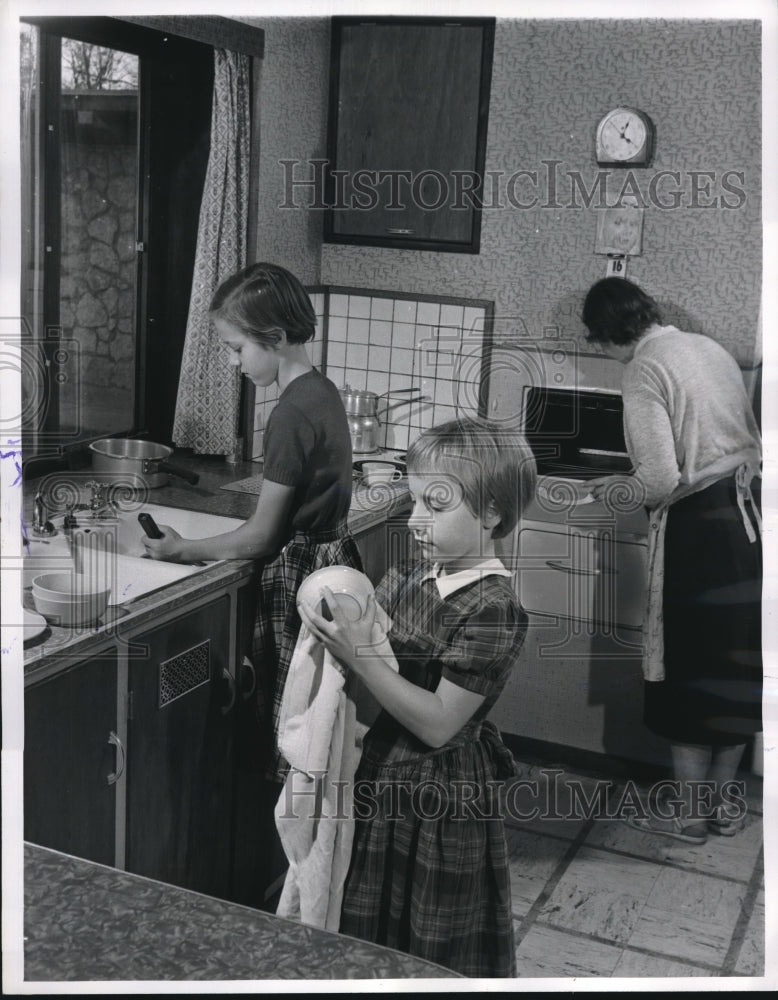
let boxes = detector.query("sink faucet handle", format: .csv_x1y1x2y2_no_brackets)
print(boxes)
85,480,108,508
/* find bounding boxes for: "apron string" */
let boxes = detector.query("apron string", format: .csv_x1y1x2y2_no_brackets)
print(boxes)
735,465,761,543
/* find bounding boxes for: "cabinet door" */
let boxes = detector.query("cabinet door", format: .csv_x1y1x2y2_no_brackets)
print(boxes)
24,654,119,865
518,526,647,629
325,17,495,252
125,595,234,896
356,515,413,586
230,581,292,909
489,618,667,766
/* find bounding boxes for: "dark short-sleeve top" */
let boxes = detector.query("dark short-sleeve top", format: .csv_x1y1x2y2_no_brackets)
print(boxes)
262,369,353,535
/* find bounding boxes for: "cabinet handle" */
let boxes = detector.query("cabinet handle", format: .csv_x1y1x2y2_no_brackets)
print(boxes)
545,560,616,576
221,668,236,715
107,731,125,786
385,228,414,235
240,656,257,700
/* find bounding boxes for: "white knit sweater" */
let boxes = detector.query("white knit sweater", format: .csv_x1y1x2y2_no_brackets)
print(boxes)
622,325,761,508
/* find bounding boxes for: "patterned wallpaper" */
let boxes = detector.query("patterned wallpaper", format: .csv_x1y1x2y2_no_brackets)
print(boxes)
245,16,331,285
317,18,762,367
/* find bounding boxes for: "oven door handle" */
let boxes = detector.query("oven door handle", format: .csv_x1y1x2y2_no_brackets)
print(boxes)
546,560,616,576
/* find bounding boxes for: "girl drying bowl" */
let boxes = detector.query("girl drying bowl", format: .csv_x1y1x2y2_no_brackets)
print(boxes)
299,417,537,977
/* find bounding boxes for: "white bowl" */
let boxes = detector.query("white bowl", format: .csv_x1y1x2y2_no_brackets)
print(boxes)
32,571,96,598
31,572,111,626
297,565,374,622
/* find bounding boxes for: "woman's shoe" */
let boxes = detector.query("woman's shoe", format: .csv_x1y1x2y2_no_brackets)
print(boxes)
707,806,747,837
626,814,709,844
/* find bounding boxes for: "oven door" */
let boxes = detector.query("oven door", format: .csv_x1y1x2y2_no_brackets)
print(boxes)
522,386,632,479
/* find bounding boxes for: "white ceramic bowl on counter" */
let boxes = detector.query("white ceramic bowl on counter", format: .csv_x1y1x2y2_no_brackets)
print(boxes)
32,572,111,626
297,565,374,622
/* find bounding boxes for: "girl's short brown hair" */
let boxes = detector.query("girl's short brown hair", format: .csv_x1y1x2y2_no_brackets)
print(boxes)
210,262,316,346
406,417,537,539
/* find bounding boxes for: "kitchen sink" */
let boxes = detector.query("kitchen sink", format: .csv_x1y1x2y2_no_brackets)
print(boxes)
23,504,244,606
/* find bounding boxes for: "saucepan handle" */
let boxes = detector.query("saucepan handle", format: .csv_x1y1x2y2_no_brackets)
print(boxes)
153,461,200,485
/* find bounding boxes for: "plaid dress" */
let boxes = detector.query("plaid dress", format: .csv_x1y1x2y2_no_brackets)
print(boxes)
252,522,363,784
339,561,526,978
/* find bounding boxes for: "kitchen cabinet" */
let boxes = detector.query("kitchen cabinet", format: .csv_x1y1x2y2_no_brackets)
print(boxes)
22,453,416,910
355,511,413,585
229,580,292,911
324,16,495,253
24,653,119,866
489,617,669,767
490,502,660,765
24,580,253,900
517,525,647,630
124,594,235,898
22,460,413,908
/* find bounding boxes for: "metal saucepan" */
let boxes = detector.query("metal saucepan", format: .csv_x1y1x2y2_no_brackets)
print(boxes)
345,414,381,455
340,387,428,455
340,387,383,454
340,386,429,418
89,438,200,489
340,386,382,417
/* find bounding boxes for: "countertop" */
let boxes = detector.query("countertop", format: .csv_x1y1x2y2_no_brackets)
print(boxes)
22,842,459,982
22,450,411,680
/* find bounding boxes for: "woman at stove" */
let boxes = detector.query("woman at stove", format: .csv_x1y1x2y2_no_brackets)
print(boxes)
581,276,762,844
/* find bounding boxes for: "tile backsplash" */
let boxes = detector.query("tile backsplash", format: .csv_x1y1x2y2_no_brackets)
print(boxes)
251,288,491,459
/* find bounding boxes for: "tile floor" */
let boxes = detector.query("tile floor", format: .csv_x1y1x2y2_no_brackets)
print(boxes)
504,761,764,979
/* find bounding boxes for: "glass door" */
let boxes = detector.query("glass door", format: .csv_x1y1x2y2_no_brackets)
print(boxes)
21,24,141,451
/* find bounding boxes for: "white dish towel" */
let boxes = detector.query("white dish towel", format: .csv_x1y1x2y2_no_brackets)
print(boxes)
273,624,369,931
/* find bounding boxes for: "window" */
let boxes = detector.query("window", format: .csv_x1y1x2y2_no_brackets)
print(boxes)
21,23,142,451
22,24,142,449
20,17,215,461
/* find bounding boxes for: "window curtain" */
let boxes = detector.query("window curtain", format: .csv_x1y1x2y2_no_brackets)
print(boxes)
172,48,250,456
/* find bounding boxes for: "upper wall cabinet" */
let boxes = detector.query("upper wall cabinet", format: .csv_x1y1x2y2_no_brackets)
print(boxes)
324,17,495,254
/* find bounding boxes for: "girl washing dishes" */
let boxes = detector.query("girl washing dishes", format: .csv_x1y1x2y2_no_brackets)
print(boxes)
143,263,363,786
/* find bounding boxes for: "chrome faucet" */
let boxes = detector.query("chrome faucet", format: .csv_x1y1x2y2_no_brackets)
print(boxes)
64,481,118,527
86,481,113,514
32,490,55,536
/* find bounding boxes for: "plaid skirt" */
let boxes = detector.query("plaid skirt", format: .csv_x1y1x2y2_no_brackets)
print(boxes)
339,720,517,978
252,522,363,783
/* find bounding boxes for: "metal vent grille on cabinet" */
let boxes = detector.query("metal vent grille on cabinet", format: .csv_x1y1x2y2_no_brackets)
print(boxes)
158,640,210,708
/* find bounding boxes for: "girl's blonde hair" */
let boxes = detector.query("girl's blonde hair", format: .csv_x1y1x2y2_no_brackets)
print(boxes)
406,417,537,539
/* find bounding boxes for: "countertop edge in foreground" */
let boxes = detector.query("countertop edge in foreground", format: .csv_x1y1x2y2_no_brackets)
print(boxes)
22,842,460,982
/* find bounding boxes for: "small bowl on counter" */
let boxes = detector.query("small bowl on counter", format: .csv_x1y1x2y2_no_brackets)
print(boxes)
32,572,111,627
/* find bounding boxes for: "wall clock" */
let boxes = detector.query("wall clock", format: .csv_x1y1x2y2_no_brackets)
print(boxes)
595,107,654,166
